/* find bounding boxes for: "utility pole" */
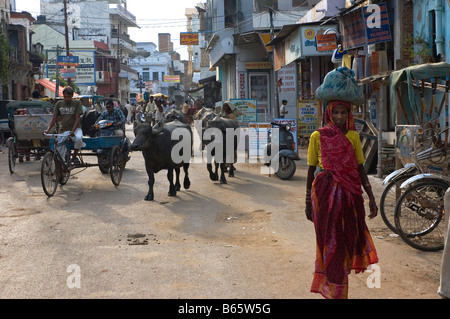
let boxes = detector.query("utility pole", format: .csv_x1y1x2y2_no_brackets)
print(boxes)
116,22,121,99
268,7,279,118
55,45,61,97
63,0,71,86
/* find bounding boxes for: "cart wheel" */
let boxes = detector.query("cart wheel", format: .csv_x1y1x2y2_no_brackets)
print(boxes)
41,151,58,197
110,146,123,186
8,146,17,174
98,155,110,174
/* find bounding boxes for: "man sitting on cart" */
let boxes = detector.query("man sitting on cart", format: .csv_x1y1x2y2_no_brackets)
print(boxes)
94,99,126,133
44,86,85,165
94,99,130,160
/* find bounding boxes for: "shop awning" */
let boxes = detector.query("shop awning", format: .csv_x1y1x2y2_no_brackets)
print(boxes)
266,24,300,47
198,75,216,85
35,78,79,97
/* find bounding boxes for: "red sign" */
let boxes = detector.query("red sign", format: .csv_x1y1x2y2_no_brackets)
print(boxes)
316,34,337,52
180,32,199,45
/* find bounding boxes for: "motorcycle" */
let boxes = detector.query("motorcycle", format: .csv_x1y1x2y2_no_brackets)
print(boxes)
93,120,131,173
263,122,299,180
133,111,154,130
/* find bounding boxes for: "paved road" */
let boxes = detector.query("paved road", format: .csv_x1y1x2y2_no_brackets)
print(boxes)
0,125,444,300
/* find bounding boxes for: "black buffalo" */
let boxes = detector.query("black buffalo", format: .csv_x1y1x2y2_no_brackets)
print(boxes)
163,109,186,123
204,116,239,184
130,120,192,201
193,107,216,151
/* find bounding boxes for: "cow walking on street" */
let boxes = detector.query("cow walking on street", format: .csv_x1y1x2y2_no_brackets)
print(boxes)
130,121,192,201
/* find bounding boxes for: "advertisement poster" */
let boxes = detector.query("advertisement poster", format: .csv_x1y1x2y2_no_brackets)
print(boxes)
230,99,257,126
248,123,271,157
297,99,320,136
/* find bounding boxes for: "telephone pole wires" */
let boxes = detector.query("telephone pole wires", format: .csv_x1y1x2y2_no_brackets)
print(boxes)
63,0,71,86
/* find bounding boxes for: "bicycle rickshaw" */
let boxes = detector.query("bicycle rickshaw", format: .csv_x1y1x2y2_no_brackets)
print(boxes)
5,100,54,174
41,121,126,197
381,62,450,251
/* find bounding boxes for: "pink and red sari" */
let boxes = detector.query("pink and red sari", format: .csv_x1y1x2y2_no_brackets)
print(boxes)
310,102,378,299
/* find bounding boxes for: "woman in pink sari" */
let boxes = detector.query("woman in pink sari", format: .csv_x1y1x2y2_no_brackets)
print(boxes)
305,100,379,299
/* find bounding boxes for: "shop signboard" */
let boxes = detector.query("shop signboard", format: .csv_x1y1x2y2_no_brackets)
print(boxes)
57,55,79,66
341,2,392,50
316,33,337,52
248,122,271,157
363,3,392,45
163,75,181,83
180,32,199,46
47,50,95,85
297,99,320,136
300,25,338,57
230,99,257,126
60,68,77,80
285,29,302,65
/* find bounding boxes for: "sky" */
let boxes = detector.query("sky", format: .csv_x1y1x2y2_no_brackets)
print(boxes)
14,0,202,60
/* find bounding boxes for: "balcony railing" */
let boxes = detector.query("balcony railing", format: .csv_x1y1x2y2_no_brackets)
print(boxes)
109,3,138,27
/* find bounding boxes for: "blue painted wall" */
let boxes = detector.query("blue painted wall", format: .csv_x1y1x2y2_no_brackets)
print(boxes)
413,0,448,63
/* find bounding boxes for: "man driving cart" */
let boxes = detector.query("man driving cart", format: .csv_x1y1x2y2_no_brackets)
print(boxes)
94,99,130,162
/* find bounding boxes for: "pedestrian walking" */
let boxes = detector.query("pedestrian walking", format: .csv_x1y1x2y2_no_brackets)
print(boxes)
182,100,190,117
155,98,164,122
280,99,288,118
125,100,133,124
147,96,157,125
305,67,378,299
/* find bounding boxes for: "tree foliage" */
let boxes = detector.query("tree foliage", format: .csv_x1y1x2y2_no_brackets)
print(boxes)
0,28,11,84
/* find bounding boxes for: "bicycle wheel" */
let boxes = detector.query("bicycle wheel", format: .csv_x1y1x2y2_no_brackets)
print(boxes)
379,174,415,233
110,146,123,186
41,151,58,197
394,180,448,251
59,170,70,185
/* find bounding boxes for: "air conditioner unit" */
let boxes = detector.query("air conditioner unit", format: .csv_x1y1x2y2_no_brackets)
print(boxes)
96,71,105,84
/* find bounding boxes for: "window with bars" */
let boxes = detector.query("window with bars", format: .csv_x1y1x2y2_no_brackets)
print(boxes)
254,0,278,12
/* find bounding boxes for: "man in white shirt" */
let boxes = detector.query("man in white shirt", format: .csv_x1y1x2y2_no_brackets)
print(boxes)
125,100,133,124
280,99,288,118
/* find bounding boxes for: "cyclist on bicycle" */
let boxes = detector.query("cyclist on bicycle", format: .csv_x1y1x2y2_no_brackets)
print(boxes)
44,86,85,165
